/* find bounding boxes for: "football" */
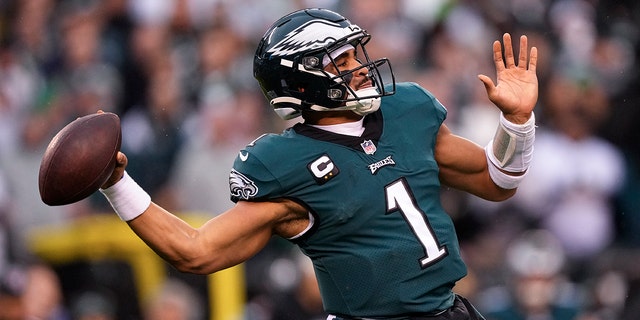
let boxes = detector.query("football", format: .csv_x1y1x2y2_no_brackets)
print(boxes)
39,112,122,206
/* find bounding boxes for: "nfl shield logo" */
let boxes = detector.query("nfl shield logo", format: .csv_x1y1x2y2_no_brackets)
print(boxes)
360,140,377,155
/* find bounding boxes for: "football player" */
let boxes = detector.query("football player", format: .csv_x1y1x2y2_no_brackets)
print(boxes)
100,8,537,320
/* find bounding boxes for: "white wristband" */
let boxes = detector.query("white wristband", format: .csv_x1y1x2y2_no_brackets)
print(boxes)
486,151,528,189
485,112,536,189
99,171,151,221
486,112,536,172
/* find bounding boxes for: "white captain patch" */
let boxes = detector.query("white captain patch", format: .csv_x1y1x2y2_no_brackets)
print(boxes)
307,154,340,185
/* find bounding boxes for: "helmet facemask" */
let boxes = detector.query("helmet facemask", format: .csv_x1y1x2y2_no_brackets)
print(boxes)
300,35,395,116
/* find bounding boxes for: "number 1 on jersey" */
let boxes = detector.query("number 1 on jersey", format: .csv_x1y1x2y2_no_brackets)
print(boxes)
385,178,448,268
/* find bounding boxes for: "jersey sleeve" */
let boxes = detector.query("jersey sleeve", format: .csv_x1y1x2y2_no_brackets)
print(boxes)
407,82,448,124
383,82,448,129
229,148,283,202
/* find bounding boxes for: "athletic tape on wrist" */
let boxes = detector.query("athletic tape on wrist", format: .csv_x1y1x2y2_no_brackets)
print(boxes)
485,150,528,189
486,112,535,172
99,171,151,221
485,112,535,189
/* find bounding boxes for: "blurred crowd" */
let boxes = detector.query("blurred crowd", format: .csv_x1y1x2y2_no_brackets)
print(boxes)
0,0,639,319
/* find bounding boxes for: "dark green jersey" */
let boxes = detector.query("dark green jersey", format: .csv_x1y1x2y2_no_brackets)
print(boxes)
230,82,467,317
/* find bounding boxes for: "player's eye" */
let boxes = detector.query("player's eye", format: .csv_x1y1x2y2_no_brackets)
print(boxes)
335,58,347,68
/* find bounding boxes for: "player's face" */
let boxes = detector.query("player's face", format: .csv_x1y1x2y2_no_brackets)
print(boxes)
324,49,373,92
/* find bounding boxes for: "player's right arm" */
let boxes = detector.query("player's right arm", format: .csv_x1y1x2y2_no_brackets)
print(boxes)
101,152,309,275
129,199,305,274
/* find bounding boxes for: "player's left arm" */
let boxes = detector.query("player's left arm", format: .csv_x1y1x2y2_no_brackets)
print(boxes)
435,124,516,201
436,33,538,201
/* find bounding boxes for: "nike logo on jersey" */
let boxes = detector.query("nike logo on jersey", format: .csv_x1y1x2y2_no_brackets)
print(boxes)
367,155,395,174
308,154,340,185
239,151,249,161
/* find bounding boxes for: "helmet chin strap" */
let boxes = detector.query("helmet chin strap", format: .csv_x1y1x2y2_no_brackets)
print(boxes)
345,87,381,115
308,87,381,115
308,87,381,116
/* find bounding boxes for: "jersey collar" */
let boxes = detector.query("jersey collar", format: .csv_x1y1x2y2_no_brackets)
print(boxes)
293,110,383,152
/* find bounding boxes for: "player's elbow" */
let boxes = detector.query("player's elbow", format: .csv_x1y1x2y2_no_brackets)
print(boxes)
168,248,222,275
171,257,218,275
484,186,517,202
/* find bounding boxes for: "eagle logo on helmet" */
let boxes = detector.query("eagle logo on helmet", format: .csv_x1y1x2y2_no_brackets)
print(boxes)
267,19,362,57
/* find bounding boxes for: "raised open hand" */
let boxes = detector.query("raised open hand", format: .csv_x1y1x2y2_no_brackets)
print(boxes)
478,33,538,124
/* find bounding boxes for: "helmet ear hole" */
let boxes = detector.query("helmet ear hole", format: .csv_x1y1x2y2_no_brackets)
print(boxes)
302,56,321,69
327,89,343,99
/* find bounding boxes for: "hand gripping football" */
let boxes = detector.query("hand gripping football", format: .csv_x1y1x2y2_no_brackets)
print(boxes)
39,112,122,206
